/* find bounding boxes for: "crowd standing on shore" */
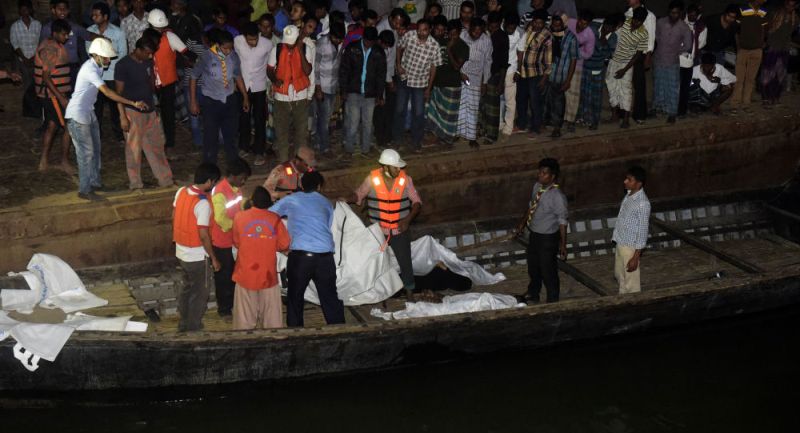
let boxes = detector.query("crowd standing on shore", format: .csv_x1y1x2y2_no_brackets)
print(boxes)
2,0,797,329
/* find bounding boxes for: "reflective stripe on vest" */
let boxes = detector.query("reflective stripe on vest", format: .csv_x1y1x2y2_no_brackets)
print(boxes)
33,40,71,98
365,168,411,229
274,161,302,193
173,187,205,247
153,31,178,86
273,44,310,95
210,179,241,248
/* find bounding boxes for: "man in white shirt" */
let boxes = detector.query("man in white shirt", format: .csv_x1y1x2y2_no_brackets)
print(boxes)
678,3,706,116
689,52,735,115
86,1,127,142
624,0,655,124
235,23,273,167
10,0,41,96
65,39,148,201
501,13,521,137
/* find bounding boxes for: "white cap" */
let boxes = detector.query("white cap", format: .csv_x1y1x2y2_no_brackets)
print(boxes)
147,9,169,28
378,149,406,168
88,38,117,58
282,25,299,45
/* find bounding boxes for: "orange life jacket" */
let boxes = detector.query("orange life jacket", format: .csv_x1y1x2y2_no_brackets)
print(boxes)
153,31,178,87
33,39,71,98
272,43,310,95
366,168,411,229
274,161,302,194
173,186,206,247
210,178,242,248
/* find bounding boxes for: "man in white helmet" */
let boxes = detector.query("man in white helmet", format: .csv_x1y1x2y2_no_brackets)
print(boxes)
343,149,422,297
65,38,149,201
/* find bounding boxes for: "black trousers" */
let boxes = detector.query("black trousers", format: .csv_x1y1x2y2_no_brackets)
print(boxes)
678,66,692,116
212,246,235,315
373,79,396,146
632,56,647,121
526,231,561,303
388,230,415,293
286,251,345,327
157,82,176,148
94,79,123,140
238,89,267,155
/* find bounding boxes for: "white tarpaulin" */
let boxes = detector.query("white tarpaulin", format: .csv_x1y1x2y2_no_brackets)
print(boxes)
410,235,506,285
1,254,146,372
370,292,524,320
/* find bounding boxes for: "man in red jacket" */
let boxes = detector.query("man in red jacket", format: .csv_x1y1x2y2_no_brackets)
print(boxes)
231,186,291,329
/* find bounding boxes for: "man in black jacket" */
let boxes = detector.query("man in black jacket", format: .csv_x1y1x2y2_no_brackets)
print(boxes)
339,26,386,159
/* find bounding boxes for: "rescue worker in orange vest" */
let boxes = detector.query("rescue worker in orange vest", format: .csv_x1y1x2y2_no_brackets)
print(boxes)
147,8,196,149
231,186,291,330
344,149,422,297
172,162,221,332
266,25,313,162
210,158,251,319
263,145,315,202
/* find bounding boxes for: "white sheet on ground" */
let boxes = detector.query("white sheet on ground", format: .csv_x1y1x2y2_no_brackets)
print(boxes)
410,235,506,285
1,254,147,372
370,292,524,320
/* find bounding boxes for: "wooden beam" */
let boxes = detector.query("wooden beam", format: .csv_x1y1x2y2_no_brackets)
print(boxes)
764,204,800,225
512,237,612,297
650,218,765,274
557,260,612,297
347,306,367,324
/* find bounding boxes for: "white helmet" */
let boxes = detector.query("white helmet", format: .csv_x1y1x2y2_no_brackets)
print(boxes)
88,38,117,58
147,8,169,28
378,149,406,168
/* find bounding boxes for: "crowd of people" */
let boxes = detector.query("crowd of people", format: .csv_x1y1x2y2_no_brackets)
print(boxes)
6,0,799,201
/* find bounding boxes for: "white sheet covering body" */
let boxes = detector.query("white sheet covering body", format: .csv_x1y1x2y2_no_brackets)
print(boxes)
410,235,506,285
1,254,147,372
370,293,524,320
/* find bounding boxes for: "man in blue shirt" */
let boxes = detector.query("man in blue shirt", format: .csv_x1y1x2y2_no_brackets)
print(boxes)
270,171,345,327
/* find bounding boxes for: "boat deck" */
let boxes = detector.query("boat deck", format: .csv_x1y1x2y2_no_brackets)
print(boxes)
82,234,800,332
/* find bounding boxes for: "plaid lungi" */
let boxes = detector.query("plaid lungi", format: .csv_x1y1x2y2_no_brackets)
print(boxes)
479,73,502,140
760,49,789,101
564,67,582,122
652,65,680,116
426,86,461,139
457,78,481,141
606,59,633,111
174,79,189,122
124,109,173,189
579,68,605,126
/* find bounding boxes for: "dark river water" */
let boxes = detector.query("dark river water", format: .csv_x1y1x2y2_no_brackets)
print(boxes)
2,306,799,432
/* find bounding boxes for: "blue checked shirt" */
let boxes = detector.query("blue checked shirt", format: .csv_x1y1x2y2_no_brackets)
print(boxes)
612,189,651,249
549,30,579,85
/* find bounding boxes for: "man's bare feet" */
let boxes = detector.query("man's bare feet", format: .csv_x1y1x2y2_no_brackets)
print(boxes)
38,160,48,172
59,162,75,175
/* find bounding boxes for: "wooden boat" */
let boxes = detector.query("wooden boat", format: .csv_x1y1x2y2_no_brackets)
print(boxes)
1,189,799,392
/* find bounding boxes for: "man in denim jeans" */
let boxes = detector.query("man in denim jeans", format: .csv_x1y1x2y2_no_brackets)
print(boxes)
314,22,344,158
65,38,148,201
339,26,386,159
393,18,442,152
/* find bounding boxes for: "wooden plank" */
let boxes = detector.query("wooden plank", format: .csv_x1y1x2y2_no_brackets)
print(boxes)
348,306,367,324
764,204,800,224
650,218,765,274
557,261,612,296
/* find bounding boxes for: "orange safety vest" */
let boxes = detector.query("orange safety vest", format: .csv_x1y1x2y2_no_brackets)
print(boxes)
153,31,178,87
272,43,310,95
33,39,71,98
274,161,302,194
210,178,242,248
173,186,207,247
366,168,411,229
232,208,289,290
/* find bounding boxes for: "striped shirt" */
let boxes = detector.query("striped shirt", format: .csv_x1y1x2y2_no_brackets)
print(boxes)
459,30,493,83
624,7,656,53
517,28,552,78
549,30,579,84
10,18,42,59
612,189,651,250
612,19,649,64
